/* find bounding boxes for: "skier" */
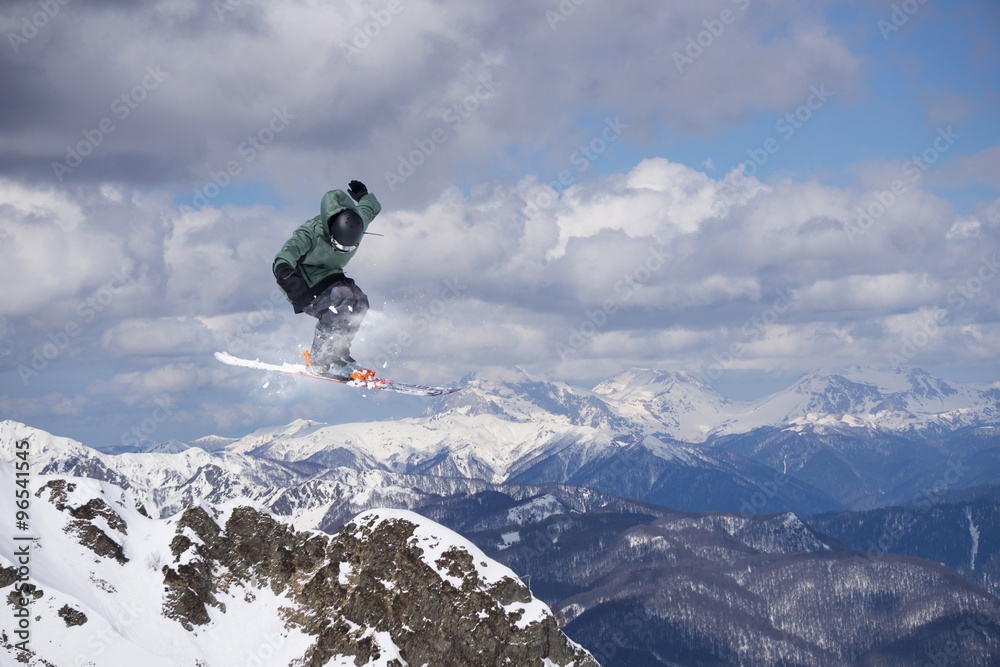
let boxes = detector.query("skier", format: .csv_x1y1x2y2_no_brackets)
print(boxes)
273,180,380,379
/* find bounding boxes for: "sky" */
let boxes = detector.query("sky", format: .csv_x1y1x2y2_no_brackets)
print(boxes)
1,0,998,448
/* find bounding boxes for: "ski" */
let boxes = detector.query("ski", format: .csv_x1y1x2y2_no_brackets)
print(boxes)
214,351,462,397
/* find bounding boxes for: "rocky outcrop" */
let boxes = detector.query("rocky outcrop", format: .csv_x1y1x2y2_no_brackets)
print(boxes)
2,466,594,666
37,480,129,564
162,504,597,666
57,605,88,627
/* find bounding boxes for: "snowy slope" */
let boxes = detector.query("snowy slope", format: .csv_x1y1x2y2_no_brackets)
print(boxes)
0,466,315,666
0,462,596,667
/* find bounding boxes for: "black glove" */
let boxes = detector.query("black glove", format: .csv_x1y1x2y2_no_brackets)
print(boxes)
274,263,313,314
347,180,368,202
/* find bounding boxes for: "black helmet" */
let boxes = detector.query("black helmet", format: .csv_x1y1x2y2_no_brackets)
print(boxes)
329,209,364,252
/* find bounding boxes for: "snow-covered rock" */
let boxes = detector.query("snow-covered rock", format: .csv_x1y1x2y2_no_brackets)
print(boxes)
0,461,597,666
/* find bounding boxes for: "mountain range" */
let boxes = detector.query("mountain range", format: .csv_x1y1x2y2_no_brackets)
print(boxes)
4,364,1000,526
3,364,1000,665
444,365,1000,442
162,365,1000,513
457,493,1000,666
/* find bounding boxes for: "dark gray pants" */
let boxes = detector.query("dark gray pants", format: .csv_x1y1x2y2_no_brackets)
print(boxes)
303,276,369,367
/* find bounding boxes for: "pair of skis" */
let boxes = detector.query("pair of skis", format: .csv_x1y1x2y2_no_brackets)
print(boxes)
214,351,461,397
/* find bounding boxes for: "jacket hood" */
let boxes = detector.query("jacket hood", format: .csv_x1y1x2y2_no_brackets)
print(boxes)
319,190,359,231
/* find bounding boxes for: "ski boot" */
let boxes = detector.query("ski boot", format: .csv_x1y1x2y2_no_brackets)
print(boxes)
303,351,370,381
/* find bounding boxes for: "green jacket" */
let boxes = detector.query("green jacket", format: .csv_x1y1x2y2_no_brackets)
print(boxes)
273,189,381,291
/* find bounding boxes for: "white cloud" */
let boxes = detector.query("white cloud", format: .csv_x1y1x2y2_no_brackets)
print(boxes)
946,216,982,240
0,179,132,317
1,151,998,436
543,159,730,259
89,363,223,401
1,0,995,448
100,317,213,357
0,0,865,207
794,273,940,312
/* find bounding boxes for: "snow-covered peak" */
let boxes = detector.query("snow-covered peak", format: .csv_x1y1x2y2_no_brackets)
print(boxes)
430,366,620,429
140,440,192,454
0,420,216,474
593,367,717,400
439,367,560,421
750,369,890,420
351,509,536,599
185,434,237,452
805,364,978,397
708,366,995,438
0,420,95,461
589,368,743,442
787,366,974,411
460,365,538,386
225,418,330,455
593,367,739,418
